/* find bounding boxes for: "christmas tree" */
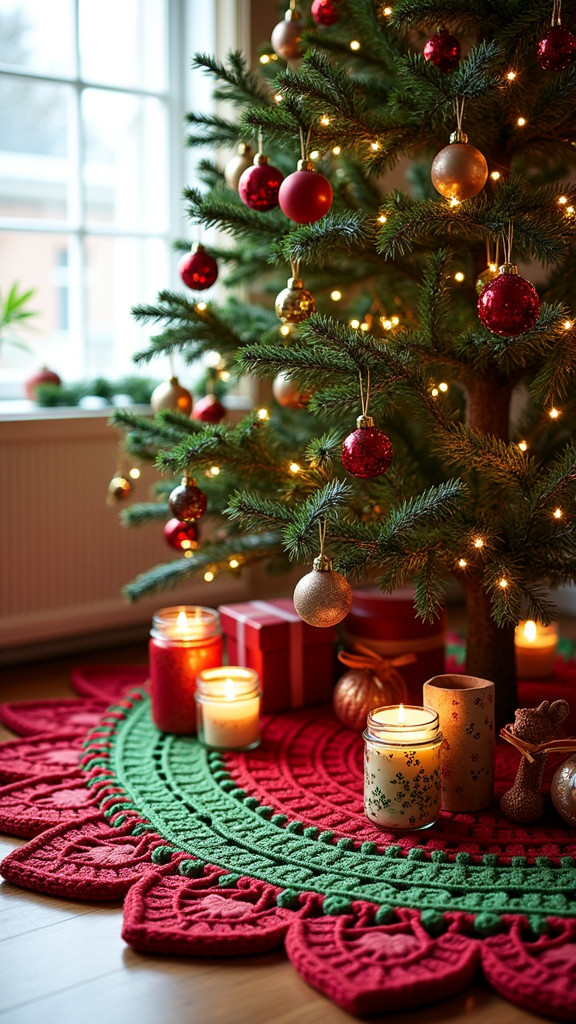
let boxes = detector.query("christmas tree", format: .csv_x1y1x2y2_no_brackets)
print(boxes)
113,0,576,727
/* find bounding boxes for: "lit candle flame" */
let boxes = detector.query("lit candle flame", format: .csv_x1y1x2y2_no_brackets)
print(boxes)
397,703,405,726
224,678,236,701
176,610,189,632
523,620,537,643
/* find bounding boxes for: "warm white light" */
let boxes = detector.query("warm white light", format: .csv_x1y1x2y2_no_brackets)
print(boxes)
205,350,221,367
554,507,563,519
180,539,191,550
439,382,448,392
260,54,270,64
184,550,194,559
129,467,140,479
330,289,342,301
391,316,400,325
490,171,500,180
377,214,387,224
549,407,560,419
280,324,291,336
176,611,189,631
290,462,301,473
474,538,484,549
568,206,575,215
274,93,283,103
257,407,269,420
360,322,369,331
431,387,439,397
209,466,220,476
382,319,392,330
518,440,528,452
450,197,460,207
350,39,361,50
564,320,573,330
310,149,320,161
507,70,517,80
204,571,215,582
332,146,341,155
458,558,467,568
219,370,230,381
383,5,393,14
559,196,568,204
371,141,380,151
224,678,236,701
454,271,465,282
350,318,360,329
499,578,509,588
524,620,537,642
229,558,239,569
196,301,207,312
517,117,526,127
397,703,405,725
320,115,331,126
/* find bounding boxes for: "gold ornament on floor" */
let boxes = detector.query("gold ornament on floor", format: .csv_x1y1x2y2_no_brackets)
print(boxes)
275,274,316,324
333,646,412,732
150,376,193,415
293,520,352,627
431,98,487,202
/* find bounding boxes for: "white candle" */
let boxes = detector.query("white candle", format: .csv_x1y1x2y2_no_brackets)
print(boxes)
515,619,558,679
364,704,442,830
195,667,261,750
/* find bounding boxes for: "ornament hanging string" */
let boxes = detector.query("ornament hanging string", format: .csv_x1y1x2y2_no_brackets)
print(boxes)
552,0,562,26
290,257,301,279
486,236,500,269
503,221,514,264
337,643,412,703
258,129,264,154
500,725,576,764
299,125,313,162
318,518,327,559
359,368,371,418
455,96,466,132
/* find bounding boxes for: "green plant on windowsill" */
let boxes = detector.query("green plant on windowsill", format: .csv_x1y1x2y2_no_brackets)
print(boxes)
0,283,37,352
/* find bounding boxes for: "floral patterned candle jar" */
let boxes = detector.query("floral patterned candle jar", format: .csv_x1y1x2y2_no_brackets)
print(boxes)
363,704,442,830
149,606,222,734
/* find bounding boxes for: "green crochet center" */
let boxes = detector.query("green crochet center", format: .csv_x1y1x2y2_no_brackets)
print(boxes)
101,696,576,918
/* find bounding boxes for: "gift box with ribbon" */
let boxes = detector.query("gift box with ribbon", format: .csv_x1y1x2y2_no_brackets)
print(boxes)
342,587,446,705
218,598,336,712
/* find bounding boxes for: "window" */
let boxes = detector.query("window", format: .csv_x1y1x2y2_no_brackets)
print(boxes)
0,0,224,400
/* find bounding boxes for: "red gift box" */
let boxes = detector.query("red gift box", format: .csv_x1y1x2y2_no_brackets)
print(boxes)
342,587,446,705
218,598,336,712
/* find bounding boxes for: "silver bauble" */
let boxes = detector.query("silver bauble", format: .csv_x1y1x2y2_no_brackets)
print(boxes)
551,754,576,827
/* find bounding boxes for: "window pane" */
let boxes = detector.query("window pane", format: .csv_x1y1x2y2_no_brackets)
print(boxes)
84,235,169,378
0,232,83,379
0,0,76,77
79,0,167,91
0,76,72,221
83,89,169,233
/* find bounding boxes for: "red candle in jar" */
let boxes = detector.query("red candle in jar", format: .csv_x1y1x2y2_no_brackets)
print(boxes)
149,606,223,733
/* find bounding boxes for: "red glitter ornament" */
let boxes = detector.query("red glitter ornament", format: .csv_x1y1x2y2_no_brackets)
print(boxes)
423,29,460,71
537,24,576,70
192,394,226,423
168,477,207,522
238,154,284,211
164,518,199,552
341,416,393,479
477,264,541,337
178,244,218,291
311,0,339,26
278,160,333,223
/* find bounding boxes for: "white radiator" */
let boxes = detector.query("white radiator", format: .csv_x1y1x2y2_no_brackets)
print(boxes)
0,411,251,658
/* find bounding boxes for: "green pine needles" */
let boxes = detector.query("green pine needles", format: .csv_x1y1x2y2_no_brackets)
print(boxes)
112,0,576,721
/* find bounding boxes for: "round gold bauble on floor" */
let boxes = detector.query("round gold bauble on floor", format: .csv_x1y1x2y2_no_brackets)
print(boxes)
333,668,390,732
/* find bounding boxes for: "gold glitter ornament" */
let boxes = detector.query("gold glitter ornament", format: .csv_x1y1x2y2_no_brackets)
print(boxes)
275,276,316,323
431,130,488,202
293,553,352,627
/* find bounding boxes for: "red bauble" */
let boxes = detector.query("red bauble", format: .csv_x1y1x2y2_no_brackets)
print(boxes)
537,25,576,70
238,158,284,211
25,366,61,400
423,29,460,71
164,517,199,552
477,266,541,337
278,163,333,223
178,245,218,291
311,0,339,26
192,394,226,423
341,417,393,479
168,477,207,521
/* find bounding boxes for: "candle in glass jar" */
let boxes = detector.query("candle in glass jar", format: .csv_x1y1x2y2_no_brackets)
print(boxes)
515,619,558,679
195,667,261,750
149,606,223,733
363,704,442,830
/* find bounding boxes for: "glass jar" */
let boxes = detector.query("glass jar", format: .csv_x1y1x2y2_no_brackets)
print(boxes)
363,704,442,830
195,666,261,751
149,606,222,734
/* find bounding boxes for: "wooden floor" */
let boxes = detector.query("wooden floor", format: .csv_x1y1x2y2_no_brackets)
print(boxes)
0,644,550,1024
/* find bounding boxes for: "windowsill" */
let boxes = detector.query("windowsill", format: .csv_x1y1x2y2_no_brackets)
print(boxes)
0,395,254,422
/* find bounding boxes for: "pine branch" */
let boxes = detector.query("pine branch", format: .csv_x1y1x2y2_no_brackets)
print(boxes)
184,111,242,148
120,503,169,527
183,186,289,240
270,212,377,268
191,50,271,106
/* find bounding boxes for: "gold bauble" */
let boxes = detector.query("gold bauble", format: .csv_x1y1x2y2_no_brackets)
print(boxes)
431,133,488,202
224,143,254,191
475,265,499,295
271,10,303,61
107,474,132,506
293,557,352,627
275,277,316,323
551,755,576,827
333,668,392,732
272,372,310,409
150,376,193,416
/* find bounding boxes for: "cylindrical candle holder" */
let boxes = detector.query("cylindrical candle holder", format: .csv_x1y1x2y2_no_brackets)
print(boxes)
149,606,222,734
363,705,442,830
423,674,495,812
195,667,261,751
515,619,558,679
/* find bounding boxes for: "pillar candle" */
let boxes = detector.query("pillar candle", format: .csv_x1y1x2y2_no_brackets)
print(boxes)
515,619,558,679
363,704,442,830
195,667,261,750
149,606,222,733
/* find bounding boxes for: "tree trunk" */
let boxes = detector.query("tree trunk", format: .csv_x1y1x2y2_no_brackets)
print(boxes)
463,575,517,730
